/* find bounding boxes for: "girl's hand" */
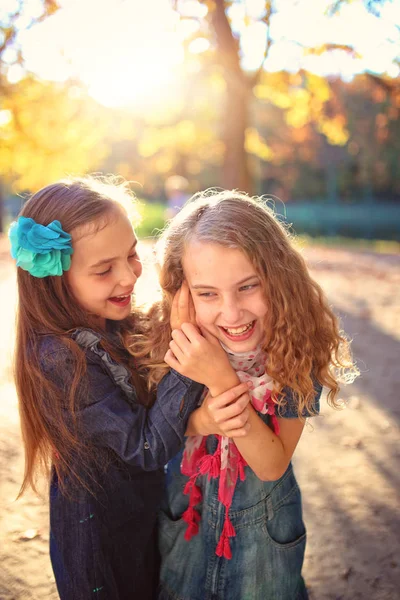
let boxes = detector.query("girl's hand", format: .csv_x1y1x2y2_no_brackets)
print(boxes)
164,323,237,395
187,383,252,438
170,281,197,330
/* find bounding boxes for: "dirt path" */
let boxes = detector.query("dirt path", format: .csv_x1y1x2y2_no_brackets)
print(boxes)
0,239,399,599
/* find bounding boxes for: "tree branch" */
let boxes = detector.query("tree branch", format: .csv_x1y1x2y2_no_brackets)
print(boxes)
210,0,243,78
250,0,273,87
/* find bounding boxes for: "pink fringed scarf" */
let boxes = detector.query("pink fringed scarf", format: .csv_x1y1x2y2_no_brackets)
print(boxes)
180,345,280,560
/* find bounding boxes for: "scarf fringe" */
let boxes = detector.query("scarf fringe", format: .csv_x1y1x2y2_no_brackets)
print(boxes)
182,506,201,541
215,513,236,560
183,476,203,505
198,451,221,479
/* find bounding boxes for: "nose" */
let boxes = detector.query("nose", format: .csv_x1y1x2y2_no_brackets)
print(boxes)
119,261,139,288
220,296,243,325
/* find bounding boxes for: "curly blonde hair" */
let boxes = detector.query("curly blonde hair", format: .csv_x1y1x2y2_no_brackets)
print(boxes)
127,189,357,416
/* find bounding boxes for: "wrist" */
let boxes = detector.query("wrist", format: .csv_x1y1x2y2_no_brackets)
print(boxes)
208,372,241,397
186,406,207,436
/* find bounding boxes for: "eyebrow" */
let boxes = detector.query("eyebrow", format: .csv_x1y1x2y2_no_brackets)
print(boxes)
89,241,137,269
191,275,259,290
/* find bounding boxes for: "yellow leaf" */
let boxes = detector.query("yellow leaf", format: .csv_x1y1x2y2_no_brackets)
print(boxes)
245,128,273,161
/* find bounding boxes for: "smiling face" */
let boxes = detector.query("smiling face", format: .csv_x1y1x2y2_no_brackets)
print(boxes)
182,241,268,352
66,208,142,328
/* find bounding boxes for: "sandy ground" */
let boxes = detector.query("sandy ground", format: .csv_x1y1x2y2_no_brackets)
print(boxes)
0,237,399,600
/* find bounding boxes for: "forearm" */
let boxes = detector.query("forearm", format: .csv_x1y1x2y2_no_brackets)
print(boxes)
185,407,204,436
80,369,205,471
233,407,289,481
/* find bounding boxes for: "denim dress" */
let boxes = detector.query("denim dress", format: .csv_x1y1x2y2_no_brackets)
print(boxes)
158,386,321,600
38,327,204,600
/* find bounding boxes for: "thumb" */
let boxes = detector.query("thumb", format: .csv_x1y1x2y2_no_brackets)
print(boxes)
199,326,222,347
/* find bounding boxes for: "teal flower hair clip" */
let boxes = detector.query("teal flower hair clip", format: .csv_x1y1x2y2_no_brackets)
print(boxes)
8,216,73,278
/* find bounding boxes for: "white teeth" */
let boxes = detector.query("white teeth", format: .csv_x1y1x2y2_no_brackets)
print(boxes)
224,322,253,335
109,293,131,301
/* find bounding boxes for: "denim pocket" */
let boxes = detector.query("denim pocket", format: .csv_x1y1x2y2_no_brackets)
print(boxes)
158,507,187,553
158,508,208,600
262,481,306,549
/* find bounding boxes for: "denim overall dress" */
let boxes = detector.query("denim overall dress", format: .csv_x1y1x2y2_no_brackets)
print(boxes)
158,386,321,600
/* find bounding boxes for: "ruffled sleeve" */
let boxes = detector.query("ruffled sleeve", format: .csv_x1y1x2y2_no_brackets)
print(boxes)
277,379,323,419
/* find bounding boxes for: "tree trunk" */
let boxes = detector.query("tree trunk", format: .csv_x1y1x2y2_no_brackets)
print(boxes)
211,0,252,193
221,77,251,192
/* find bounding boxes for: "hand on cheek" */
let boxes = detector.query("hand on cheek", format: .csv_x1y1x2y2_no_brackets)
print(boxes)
170,281,198,330
164,323,237,392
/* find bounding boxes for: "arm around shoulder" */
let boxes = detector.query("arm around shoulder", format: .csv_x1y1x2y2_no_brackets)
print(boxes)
76,359,204,471
40,342,204,471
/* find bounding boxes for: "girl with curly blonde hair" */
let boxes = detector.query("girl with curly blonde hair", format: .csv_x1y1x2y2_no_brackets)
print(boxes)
129,189,357,600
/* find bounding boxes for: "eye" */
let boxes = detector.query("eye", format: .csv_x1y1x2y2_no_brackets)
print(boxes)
96,267,112,277
128,252,139,261
239,283,259,292
197,292,216,298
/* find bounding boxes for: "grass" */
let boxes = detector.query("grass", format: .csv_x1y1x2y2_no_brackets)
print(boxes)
134,201,166,239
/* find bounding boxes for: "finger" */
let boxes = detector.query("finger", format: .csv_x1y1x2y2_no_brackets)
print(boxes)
222,422,251,438
178,281,191,323
171,287,181,312
164,348,182,371
225,407,250,429
180,322,204,343
208,383,251,409
198,326,222,347
188,290,197,325
169,340,185,364
212,395,250,423
171,328,192,353
170,287,181,330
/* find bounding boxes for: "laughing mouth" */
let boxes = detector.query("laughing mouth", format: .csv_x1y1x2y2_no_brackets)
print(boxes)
109,292,132,302
220,321,255,336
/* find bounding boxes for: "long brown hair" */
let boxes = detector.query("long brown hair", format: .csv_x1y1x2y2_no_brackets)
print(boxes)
14,176,148,496
128,189,357,415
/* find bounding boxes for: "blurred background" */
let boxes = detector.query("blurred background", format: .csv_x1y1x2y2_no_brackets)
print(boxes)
0,0,399,242
0,2,400,599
